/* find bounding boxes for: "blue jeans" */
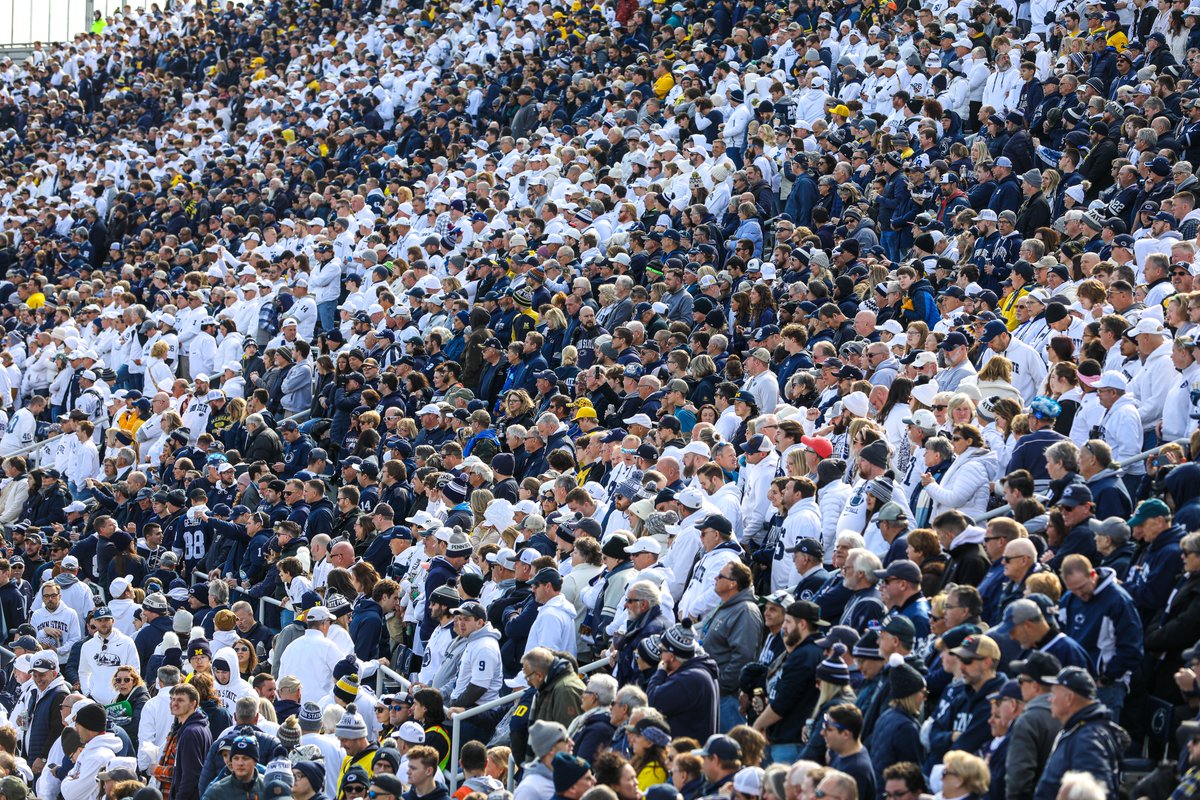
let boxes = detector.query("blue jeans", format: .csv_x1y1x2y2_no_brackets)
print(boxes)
317,300,338,335
768,743,801,767
882,230,900,262
1098,682,1126,725
718,695,744,733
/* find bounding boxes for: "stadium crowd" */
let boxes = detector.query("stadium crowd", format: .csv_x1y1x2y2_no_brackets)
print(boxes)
3,0,1200,798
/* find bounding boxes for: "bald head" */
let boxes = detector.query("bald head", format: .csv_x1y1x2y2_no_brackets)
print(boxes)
330,541,356,568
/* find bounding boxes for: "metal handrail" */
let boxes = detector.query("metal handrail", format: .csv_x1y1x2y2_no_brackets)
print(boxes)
448,657,610,791
974,437,1192,523
374,663,410,696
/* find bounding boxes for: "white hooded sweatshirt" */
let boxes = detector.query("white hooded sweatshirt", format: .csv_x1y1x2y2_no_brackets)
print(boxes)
60,731,122,800
212,645,256,714
78,625,139,704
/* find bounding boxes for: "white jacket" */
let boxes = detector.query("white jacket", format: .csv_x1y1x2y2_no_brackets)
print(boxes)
1129,340,1176,430
775,498,821,591
679,542,744,621
0,476,28,525
309,257,343,304
60,732,122,800
1099,394,1144,476
818,481,853,559
137,687,174,772
278,629,345,700
79,628,139,704
524,593,577,657
922,447,1000,523
739,452,779,544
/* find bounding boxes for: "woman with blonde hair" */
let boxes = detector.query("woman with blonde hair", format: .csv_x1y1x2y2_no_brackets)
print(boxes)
797,645,858,764
976,356,1023,406
144,339,174,393
945,393,977,430
940,750,990,799
469,489,504,548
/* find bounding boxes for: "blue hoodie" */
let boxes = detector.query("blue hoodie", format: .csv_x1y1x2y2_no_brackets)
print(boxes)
1124,523,1185,622
1058,567,1144,681
1167,463,1200,533
349,596,386,660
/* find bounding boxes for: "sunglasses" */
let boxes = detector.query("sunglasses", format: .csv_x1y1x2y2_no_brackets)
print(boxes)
932,404,948,410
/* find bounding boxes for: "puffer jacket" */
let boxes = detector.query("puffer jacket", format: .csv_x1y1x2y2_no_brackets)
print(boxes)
922,446,999,522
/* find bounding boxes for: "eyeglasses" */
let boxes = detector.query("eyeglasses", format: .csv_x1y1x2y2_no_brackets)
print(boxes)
367,792,395,799
115,677,132,684
931,404,948,410
951,435,965,442
930,614,944,622
715,574,734,582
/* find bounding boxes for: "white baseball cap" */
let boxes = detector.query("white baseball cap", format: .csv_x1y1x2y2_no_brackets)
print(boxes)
624,538,662,555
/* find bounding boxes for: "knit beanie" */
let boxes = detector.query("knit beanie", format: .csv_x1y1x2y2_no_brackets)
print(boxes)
298,702,323,733
334,710,367,739
552,753,591,793
334,674,360,705
333,654,358,681
645,511,678,540
264,759,294,798
173,609,194,635
636,633,662,665
815,643,852,685
278,715,302,750
860,440,890,469
660,619,697,658
866,473,895,503
527,720,569,761
292,759,325,792
889,656,927,698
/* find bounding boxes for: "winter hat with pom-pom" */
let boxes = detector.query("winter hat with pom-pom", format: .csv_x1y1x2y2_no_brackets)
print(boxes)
816,643,852,685
661,619,697,657
278,715,302,750
888,654,927,698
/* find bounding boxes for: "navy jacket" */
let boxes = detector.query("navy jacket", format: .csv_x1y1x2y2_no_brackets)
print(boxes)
646,652,720,742
349,596,386,660
1033,702,1126,800
1124,523,1185,622
169,709,213,800
868,706,922,787
1058,567,1144,680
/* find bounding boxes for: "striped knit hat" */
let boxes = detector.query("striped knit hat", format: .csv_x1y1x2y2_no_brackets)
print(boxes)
816,643,852,685
661,619,697,657
334,674,360,704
